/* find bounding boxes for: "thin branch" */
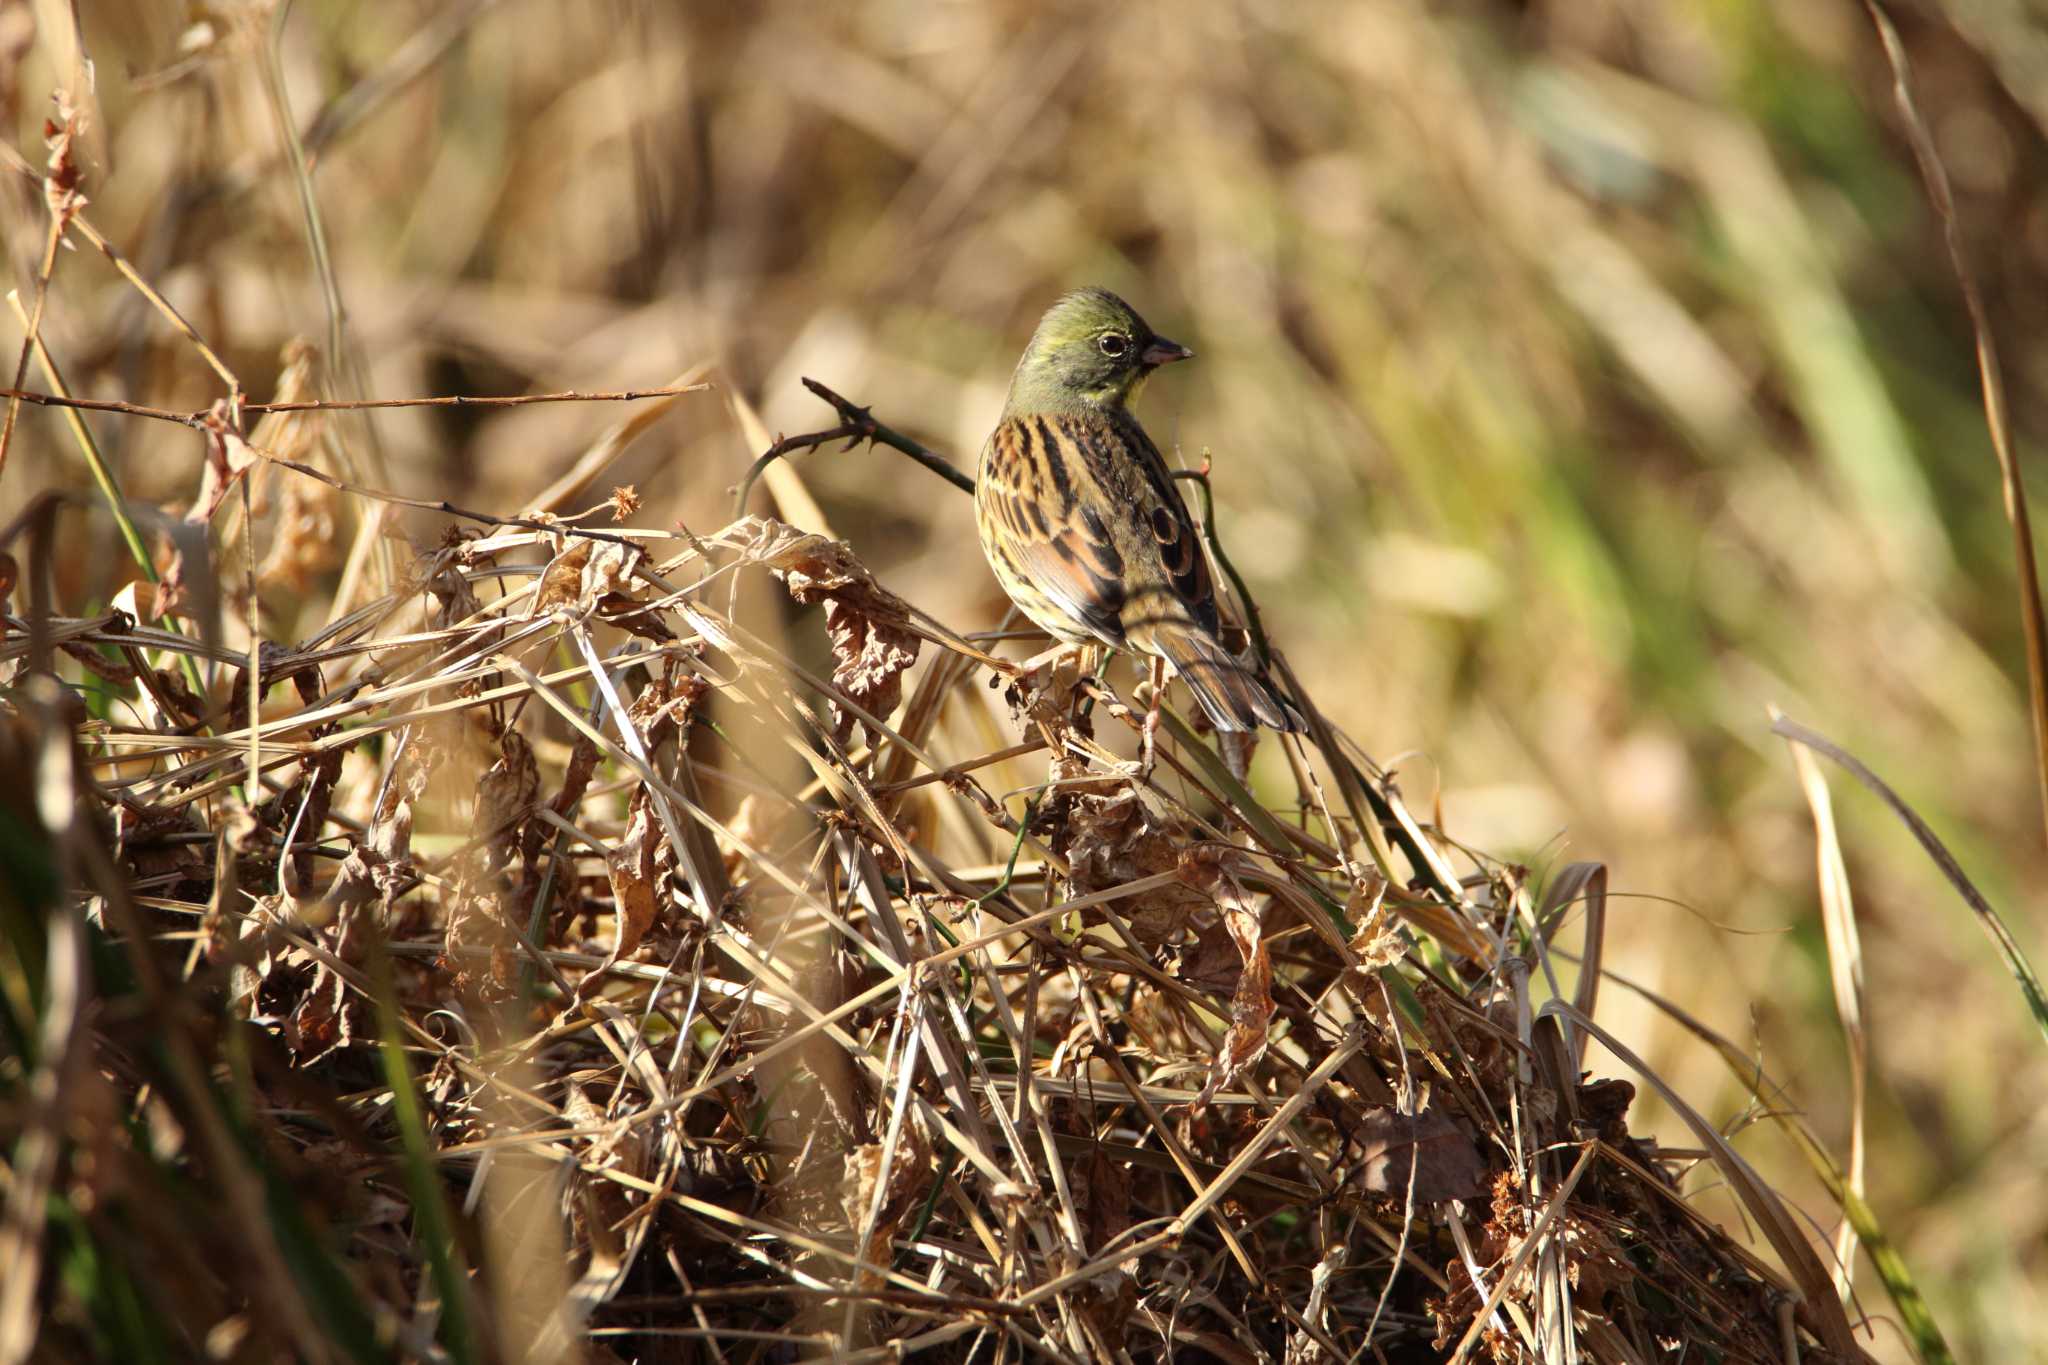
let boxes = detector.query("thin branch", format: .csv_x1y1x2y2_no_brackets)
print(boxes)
0,382,709,428
732,377,974,518
239,384,712,415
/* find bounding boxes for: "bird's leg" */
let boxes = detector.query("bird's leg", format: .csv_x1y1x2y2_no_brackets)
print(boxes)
1139,655,1166,778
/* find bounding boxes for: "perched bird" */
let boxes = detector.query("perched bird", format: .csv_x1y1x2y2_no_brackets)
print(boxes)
975,288,1302,733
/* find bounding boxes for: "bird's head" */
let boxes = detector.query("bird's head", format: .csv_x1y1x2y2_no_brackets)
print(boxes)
1004,288,1193,415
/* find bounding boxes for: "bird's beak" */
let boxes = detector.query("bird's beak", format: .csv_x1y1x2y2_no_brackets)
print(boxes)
1141,336,1194,366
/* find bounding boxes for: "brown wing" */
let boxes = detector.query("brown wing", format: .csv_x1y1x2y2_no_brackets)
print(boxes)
976,415,1130,647
1100,407,1221,640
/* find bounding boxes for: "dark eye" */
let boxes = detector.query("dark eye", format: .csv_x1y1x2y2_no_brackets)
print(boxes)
1098,333,1129,358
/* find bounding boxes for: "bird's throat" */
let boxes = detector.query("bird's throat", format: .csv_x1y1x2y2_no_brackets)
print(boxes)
1005,366,1148,419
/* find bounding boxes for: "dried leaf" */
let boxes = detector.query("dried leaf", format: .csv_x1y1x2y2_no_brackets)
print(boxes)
1005,649,1092,751
1191,859,1273,1107
517,726,603,878
186,400,260,526
578,791,659,1000
734,516,921,741
1174,918,1245,995
1344,874,1404,972
150,519,217,634
201,825,240,964
595,589,675,641
1074,1144,1134,1256
283,845,391,1062
564,1081,650,1250
1206,917,1273,1103
424,546,484,630
841,1123,931,1288
1060,788,1210,944
625,657,708,752
1350,1106,1487,1203
1556,1215,1634,1305
472,729,539,874
534,535,640,618
256,745,343,895
821,594,919,741
113,802,208,886
368,785,416,869
533,540,592,615
721,791,789,880
42,89,86,227
442,877,519,1000
225,641,322,729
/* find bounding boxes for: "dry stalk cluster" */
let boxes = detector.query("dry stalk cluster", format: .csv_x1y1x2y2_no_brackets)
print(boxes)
1,442,1877,1362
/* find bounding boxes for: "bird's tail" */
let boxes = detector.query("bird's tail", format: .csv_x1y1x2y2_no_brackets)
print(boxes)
1146,625,1305,734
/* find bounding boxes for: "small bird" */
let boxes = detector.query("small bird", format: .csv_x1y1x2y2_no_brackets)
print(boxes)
975,288,1302,733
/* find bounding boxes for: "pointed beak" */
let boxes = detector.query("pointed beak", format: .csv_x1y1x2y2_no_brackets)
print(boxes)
1140,335,1194,366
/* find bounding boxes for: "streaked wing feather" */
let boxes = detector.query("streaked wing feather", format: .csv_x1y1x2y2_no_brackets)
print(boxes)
1108,410,1220,637
978,417,1128,645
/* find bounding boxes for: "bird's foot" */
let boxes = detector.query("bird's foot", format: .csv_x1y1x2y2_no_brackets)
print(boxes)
1136,657,1166,782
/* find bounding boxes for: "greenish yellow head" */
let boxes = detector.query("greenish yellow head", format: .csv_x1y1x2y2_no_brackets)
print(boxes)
1003,288,1193,416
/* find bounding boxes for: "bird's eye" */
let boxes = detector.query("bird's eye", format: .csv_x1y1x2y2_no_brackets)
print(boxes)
1098,333,1129,358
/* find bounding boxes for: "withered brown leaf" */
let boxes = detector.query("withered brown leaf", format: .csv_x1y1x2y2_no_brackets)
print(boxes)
577,789,660,1001
1061,788,1212,945
1189,858,1274,1107
472,729,540,875
733,517,921,743
186,400,261,527
1351,1106,1488,1204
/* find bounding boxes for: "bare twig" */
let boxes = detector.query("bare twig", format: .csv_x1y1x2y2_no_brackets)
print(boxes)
733,376,974,517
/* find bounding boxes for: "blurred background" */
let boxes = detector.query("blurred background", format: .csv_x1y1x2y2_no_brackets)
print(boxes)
5,0,2044,1356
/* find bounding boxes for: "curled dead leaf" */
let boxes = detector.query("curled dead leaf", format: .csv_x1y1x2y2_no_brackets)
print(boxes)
534,534,640,619
1344,874,1405,973
841,1122,932,1287
731,516,921,742
1060,788,1210,945
564,1080,651,1250
42,89,86,226
442,877,519,1000
472,729,539,875
255,473,340,595
533,539,591,615
226,641,322,729
284,849,383,1062
626,657,708,752
577,790,661,1001
1072,1143,1135,1258
187,400,261,526
1005,650,1092,752
1189,858,1273,1107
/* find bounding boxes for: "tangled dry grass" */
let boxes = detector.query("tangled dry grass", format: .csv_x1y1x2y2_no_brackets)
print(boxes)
4,436,1887,1360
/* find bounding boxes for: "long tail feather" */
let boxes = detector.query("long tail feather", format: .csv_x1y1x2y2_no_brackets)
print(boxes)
1146,626,1305,733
